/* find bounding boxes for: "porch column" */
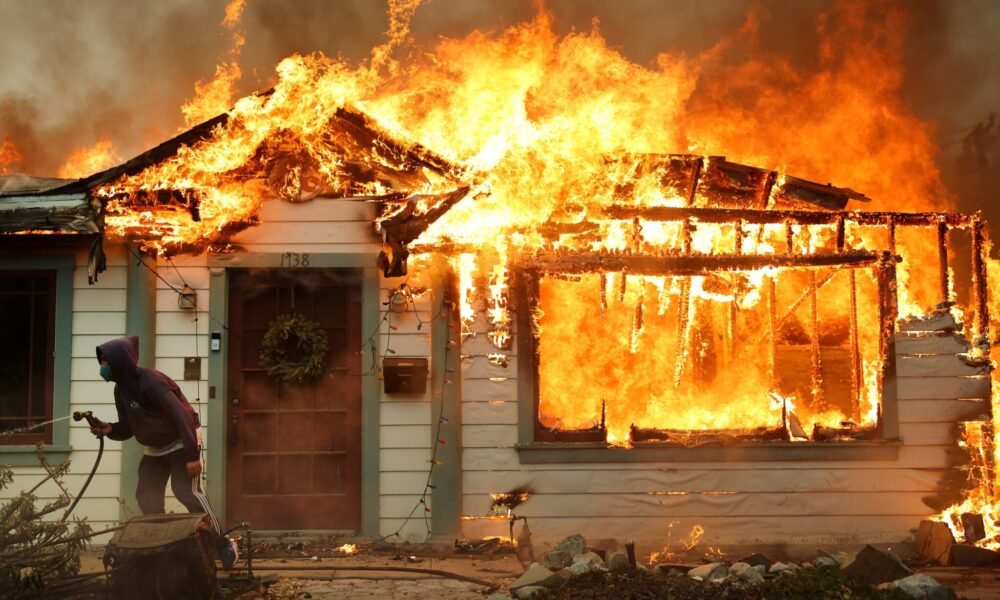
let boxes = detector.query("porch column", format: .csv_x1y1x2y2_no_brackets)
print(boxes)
430,264,462,540
120,244,157,519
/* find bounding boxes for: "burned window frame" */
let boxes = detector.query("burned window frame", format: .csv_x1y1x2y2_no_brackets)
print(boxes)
512,208,990,461
0,253,74,463
515,257,894,447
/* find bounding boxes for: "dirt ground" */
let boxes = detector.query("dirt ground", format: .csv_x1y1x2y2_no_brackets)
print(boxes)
73,543,1000,599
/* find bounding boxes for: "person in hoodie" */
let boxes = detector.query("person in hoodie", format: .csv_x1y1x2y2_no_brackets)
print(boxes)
90,335,237,568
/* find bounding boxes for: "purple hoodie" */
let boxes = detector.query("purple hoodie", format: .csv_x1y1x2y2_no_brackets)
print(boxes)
96,336,200,462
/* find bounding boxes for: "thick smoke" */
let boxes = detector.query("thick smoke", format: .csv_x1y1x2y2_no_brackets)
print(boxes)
0,0,996,215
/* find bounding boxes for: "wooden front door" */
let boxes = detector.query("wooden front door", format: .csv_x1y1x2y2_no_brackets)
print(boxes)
226,269,362,530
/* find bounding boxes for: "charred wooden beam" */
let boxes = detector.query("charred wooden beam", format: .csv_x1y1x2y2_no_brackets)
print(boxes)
534,426,606,443
521,249,883,276
938,221,950,303
768,276,778,381
836,215,846,252
605,154,704,204
603,205,974,227
971,218,990,344
697,158,776,209
812,424,878,442
674,275,692,386
771,175,869,211
876,251,900,437
377,187,471,245
536,220,601,239
810,271,823,404
849,269,861,421
630,425,787,444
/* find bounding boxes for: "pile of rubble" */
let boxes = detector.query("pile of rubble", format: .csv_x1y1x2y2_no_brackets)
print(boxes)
488,534,956,600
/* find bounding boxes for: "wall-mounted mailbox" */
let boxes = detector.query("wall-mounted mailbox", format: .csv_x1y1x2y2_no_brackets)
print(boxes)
383,357,429,394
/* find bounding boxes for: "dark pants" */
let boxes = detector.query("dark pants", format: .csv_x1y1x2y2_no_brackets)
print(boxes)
136,449,222,536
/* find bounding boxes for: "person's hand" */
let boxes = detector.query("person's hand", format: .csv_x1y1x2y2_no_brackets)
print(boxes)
90,422,111,438
185,460,202,479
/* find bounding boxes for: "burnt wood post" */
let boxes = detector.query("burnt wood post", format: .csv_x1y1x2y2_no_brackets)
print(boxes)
971,218,990,344
768,276,778,383
876,251,900,439
810,270,823,403
937,221,950,304
674,276,693,388
849,269,862,421
836,215,846,252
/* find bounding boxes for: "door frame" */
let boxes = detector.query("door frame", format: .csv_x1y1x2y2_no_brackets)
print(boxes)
207,252,381,535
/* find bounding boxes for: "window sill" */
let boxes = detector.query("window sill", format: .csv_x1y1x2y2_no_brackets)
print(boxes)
0,445,73,467
515,439,901,463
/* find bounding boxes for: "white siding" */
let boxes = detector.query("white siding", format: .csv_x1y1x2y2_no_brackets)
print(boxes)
1,245,128,540
377,274,435,541
458,308,989,554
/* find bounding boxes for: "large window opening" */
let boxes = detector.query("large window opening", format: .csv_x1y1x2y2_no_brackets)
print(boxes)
531,266,884,446
0,271,56,445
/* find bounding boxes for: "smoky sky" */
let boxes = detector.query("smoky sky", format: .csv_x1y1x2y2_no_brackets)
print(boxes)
0,0,997,213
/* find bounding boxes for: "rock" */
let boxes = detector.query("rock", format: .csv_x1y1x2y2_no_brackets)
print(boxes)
730,562,764,584
572,551,607,572
949,543,1000,567
510,563,562,590
689,562,728,582
513,586,547,599
540,550,572,570
739,553,772,569
768,561,792,574
895,574,956,600
842,545,912,585
556,567,574,580
815,556,838,568
486,595,514,600
606,551,630,572
566,562,591,576
553,534,586,557
915,520,955,566
729,562,752,574
801,561,814,569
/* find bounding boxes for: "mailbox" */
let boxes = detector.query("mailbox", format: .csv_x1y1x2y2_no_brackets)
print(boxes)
383,357,429,394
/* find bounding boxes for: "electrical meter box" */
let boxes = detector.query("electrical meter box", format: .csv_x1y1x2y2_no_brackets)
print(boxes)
382,357,429,394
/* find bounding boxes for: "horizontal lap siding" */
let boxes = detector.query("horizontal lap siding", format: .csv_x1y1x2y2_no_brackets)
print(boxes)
377,270,434,541
151,253,213,522
459,314,983,548
1,247,127,539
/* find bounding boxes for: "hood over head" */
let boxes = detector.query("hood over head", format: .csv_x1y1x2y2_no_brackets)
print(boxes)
96,336,140,382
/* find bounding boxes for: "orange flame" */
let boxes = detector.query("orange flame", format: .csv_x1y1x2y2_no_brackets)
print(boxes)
57,140,121,179
181,0,247,127
97,2,976,453
0,136,23,175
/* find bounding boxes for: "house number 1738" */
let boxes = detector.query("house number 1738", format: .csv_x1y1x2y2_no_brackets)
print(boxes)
280,253,310,267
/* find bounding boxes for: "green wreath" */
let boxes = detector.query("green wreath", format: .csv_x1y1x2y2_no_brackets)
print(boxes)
259,313,329,384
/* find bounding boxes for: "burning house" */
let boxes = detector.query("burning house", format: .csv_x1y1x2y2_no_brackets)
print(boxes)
0,7,998,560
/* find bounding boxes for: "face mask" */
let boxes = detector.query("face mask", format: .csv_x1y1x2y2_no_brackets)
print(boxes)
99,363,113,382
